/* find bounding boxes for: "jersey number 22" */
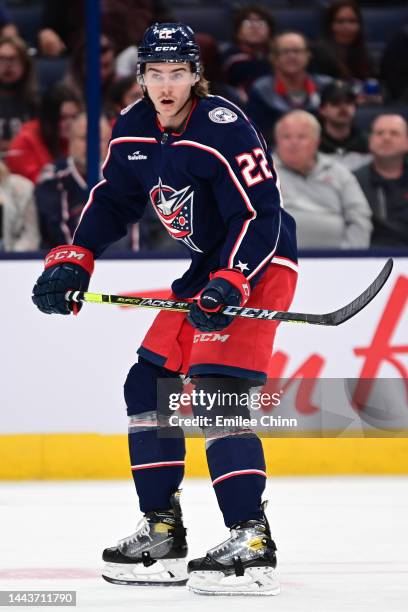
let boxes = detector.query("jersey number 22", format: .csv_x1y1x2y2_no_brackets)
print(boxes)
235,147,273,187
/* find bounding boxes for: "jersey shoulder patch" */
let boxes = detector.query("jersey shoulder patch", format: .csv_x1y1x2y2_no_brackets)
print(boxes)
208,106,238,124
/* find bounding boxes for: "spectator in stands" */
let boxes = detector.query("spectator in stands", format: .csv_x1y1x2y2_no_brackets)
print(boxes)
106,76,142,120
0,35,38,152
34,113,112,248
116,45,138,79
221,4,275,103
0,160,39,251
64,32,117,112
6,83,82,183
113,2,173,77
319,80,370,170
380,25,408,103
274,110,372,249
38,0,171,57
246,32,331,144
310,0,375,82
0,5,17,38
354,114,408,247
195,33,243,108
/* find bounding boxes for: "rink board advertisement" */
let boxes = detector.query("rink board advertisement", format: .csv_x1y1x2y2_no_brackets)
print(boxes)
1,256,407,477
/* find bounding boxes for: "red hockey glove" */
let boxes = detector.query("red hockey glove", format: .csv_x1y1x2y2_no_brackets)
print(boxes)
188,269,250,332
32,245,94,315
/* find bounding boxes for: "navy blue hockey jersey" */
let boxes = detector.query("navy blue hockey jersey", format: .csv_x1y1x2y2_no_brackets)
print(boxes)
73,95,297,297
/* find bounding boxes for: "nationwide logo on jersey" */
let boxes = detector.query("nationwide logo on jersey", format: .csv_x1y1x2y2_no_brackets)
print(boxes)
149,178,202,252
128,150,147,161
209,107,238,124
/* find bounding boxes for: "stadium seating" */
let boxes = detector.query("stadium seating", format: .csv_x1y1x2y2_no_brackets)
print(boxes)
172,6,232,42
34,56,70,94
354,105,408,132
6,3,42,48
273,7,320,39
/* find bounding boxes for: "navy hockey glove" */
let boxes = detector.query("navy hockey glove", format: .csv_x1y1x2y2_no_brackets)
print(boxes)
188,269,251,332
32,245,94,315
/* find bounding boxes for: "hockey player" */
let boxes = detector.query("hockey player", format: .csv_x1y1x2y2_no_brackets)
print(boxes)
32,23,298,595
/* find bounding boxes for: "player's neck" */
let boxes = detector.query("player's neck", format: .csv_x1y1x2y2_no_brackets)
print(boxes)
158,96,194,131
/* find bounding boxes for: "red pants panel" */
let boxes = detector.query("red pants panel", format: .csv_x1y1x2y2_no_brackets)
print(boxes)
138,264,297,382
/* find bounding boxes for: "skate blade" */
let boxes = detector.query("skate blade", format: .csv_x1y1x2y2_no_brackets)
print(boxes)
187,567,280,596
102,574,187,587
102,558,188,586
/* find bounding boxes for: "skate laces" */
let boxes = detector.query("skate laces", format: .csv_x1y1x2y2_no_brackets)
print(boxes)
118,516,152,549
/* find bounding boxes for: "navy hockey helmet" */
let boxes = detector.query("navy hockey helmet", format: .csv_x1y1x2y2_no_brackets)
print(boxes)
137,23,201,83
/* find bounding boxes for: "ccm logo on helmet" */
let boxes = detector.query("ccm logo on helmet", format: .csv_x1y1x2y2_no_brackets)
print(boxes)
45,250,85,265
154,45,178,51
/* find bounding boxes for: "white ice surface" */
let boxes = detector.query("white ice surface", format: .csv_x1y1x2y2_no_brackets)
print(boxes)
0,477,407,611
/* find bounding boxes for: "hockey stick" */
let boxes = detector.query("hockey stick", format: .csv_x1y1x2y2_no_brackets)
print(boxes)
65,258,393,326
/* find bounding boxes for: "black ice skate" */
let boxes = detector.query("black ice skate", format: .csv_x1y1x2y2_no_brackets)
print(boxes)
187,501,279,596
102,490,188,586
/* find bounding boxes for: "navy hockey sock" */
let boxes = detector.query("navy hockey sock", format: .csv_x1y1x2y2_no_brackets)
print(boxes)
124,357,185,513
128,428,185,513
206,433,267,527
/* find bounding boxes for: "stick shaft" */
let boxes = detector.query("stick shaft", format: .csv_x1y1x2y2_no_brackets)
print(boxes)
65,259,393,326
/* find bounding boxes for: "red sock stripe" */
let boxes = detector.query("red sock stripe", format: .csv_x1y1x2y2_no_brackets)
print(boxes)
212,469,267,486
131,460,185,471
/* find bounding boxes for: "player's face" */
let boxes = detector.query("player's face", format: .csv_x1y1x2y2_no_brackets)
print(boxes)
144,63,196,126
369,116,408,159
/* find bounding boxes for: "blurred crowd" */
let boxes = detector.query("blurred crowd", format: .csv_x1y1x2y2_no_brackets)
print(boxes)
0,0,407,253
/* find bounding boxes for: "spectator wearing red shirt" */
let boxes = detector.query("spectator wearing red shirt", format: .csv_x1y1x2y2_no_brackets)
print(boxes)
6,84,81,183
246,32,331,144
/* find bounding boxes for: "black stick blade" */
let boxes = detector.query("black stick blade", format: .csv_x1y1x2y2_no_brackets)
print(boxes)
324,258,393,326
271,258,393,326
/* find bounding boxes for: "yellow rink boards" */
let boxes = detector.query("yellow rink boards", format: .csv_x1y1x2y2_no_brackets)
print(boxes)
1,434,408,479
